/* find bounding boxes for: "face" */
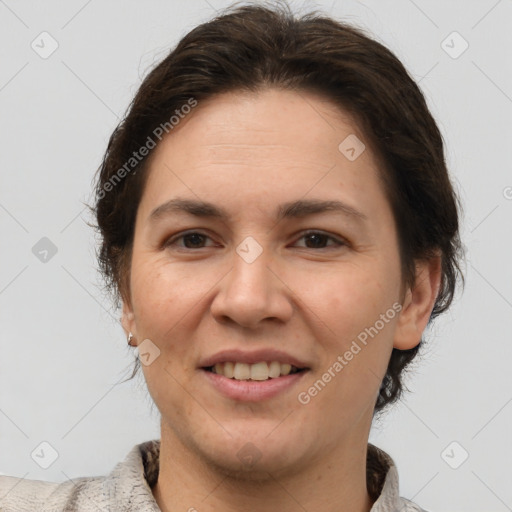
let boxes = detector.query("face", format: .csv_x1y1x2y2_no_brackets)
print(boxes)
122,88,430,478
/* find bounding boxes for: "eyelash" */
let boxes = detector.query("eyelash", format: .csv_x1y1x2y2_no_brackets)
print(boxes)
163,230,347,251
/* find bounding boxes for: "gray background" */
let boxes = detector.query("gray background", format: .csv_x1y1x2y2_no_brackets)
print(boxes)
1,0,511,510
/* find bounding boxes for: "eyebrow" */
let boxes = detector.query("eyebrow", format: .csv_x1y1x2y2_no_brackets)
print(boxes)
149,197,368,224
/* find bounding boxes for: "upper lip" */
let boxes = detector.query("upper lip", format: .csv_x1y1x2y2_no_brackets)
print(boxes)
199,349,310,369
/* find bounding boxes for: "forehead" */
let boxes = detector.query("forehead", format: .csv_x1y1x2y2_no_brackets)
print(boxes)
164,87,366,154
138,88,387,222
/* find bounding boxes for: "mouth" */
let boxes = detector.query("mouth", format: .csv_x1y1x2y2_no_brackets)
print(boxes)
202,361,307,381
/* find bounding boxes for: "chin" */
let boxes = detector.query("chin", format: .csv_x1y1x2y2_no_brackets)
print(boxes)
188,429,313,481
199,447,300,482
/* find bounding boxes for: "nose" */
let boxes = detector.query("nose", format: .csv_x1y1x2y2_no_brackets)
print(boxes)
210,244,294,329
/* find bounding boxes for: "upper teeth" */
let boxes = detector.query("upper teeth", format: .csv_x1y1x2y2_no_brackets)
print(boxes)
212,361,298,380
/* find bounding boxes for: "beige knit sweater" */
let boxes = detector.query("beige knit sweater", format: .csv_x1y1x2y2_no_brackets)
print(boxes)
0,440,427,511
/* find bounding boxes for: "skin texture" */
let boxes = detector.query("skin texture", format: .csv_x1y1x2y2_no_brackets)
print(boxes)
121,88,441,512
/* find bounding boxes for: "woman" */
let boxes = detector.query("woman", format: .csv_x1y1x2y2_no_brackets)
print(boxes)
0,2,463,511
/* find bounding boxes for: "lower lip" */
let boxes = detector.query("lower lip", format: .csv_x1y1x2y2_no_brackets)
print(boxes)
201,369,308,401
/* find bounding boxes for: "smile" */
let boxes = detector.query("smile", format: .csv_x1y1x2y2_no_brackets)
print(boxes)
202,366,309,401
204,361,304,381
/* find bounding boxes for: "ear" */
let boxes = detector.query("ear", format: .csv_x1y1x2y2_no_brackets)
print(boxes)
121,299,137,343
393,254,442,350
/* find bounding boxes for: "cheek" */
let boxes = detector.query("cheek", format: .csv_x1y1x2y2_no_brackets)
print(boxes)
304,266,388,340
130,254,202,327
304,265,398,392
130,258,201,409
129,255,224,381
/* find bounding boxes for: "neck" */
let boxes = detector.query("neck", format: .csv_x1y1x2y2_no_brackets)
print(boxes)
152,421,375,512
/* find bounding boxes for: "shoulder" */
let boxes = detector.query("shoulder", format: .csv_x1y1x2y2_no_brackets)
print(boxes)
367,443,430,512
397,496,430,511
0,474,105,511
0,439,161,512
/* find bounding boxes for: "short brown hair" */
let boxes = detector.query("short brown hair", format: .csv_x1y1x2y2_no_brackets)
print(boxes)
92,1,464,414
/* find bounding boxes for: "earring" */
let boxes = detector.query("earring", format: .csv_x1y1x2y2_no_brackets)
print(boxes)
127,332,134,346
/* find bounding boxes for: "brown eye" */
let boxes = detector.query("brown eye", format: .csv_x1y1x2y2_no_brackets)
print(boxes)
164,231,214,249
294,231,346,249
